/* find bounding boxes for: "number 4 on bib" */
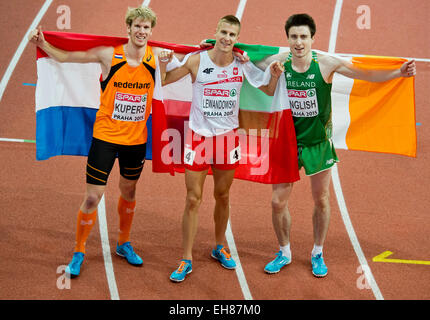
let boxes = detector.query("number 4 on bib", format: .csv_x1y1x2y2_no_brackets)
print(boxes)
184,148,196,165
229,145,241,164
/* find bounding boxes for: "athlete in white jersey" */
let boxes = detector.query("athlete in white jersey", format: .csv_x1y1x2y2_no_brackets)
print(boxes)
190,49,244,137
161,15,281,283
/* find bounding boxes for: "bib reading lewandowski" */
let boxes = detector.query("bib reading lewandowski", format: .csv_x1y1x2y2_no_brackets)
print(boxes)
113,92,147,122
202,78,241,118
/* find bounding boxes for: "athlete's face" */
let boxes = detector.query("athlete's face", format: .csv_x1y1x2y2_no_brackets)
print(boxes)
127,18,152,48
214,22,240,53
287,25,314,58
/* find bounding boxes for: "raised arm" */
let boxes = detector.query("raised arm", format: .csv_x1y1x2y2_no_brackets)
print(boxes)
28,26,112,65
255,51,289,70
153,46,189,80
161,53,200,86
320,53,416,83
258,61,284,96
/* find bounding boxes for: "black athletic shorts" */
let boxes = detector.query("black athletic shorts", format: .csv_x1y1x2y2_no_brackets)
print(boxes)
86,137,146,185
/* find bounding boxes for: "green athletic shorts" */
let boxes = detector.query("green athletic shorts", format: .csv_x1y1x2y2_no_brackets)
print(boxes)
298,139,339,176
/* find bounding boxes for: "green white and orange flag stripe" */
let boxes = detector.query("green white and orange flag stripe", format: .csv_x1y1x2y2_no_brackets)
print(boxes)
226,42,417,157
330,55,416,157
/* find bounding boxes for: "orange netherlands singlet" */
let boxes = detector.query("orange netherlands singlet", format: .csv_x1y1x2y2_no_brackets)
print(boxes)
93,45,156,145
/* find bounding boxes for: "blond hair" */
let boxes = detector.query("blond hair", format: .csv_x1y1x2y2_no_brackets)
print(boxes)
125,6,157,28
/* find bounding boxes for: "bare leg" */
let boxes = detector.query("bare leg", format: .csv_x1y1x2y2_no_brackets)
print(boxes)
212,167,236,246
271,183,294,247
182,169,208,260
310,169,332,247
118,176,138,201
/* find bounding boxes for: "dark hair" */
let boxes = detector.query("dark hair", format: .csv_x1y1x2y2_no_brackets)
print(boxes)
284,14,316,37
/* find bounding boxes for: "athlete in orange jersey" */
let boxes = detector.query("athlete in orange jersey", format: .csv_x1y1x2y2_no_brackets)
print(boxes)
29,6,171,278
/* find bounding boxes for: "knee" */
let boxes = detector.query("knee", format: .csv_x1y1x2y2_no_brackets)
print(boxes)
214,190,230,206
82,193,102,211
271,197,288,214
119,181,137,200
313,192,330,210
271,183,292,214
186,192,202,211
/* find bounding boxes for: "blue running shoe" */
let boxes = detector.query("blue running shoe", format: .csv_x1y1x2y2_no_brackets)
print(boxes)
170,259,193,282
116,242,143,266
211,245,236,269
65,252,85,278
311,253,328,277
264,251,291,274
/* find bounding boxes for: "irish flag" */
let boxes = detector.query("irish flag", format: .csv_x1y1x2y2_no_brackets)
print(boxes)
330,55,416,157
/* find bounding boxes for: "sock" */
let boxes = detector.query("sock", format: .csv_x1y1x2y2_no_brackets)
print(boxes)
312,244,323,257
74,209,97,254
280,244,291,259
118,196,136,245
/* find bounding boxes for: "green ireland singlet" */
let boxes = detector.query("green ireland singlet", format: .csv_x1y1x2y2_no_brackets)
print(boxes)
284,51,338,175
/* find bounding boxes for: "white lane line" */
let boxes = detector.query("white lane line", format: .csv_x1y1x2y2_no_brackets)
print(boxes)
235,0,248,21
0,0,53,103
331,165,384,300
329,0,384,300
142,0,151,7
0,138,35,143
223,0,253,301
97,195,120,300
328,0,343,53
226,219,253,300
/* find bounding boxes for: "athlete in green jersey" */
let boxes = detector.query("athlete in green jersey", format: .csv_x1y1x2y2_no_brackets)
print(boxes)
284,50,338,176
258,14,416,278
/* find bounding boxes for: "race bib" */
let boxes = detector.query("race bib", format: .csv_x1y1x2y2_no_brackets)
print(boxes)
288,88,319,118
184,147,196,165
112,92,147,122
201,88,237,118
229,145,241,164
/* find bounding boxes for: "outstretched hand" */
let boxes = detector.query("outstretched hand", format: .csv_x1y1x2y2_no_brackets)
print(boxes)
28,26,45,46
400,59,416,77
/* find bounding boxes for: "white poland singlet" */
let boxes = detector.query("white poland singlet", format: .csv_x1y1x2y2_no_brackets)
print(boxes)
189,50,244,137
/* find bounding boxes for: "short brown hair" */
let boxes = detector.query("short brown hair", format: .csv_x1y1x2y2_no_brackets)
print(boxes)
217,15,241,33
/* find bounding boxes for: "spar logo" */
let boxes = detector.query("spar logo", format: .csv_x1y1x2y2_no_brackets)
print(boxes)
115,92,145,103
204,88,230,97
288,89,315,98
307,89,315,97
204,88,237,97
288,90,307,98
